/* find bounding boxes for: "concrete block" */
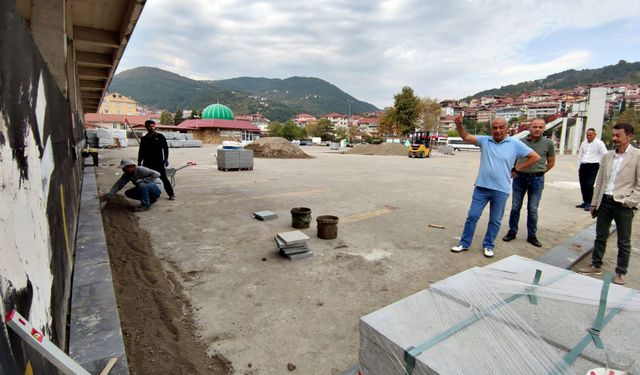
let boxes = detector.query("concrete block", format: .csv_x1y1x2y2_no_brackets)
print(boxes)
359,256,640,374
254,210,278,221
276,231,310,246
279,246,310,256
285,251,313,261
537,223,615,269
359,288,558,374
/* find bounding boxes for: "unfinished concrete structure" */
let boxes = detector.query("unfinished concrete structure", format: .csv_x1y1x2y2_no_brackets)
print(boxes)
0,1,144,373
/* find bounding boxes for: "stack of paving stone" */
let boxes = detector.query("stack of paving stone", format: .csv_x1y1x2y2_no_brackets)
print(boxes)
358,255,640,374
217,149,254,170
275,230,312,260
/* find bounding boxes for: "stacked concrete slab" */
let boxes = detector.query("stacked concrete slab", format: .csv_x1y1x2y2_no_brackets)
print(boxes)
167,139,202,148
275,231,312,260
217,149,254,170
359,256,640,374
254,210,278,221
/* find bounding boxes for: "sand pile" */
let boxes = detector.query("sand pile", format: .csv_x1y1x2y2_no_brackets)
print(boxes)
245,137,312,158
346,143,408,156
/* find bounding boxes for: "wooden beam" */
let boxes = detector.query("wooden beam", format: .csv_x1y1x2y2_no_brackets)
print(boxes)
73,26,120,48
76,51,113,67
79,80,105,90
78,66,110,80
81,92,102,99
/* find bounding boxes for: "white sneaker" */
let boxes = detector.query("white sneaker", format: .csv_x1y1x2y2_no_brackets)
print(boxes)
483,248,494,258
451,245,469,253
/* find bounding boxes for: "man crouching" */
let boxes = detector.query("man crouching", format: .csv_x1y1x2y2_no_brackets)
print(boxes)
105,159,164,211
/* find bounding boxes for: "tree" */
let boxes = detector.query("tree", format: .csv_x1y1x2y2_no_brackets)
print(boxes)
447,129,459,137
267,121,283,137
173,108,184,126
462,117,478,135
379,108,398,136
305,118,334,140
160,111,173,125
419,97,442,133
392,86,422,135
334,127,348,141
189,109,200,119
280,120,306,140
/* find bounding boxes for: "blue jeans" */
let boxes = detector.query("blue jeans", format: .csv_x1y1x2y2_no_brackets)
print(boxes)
460,187,510,249
508,174,544,237
125,182,161,207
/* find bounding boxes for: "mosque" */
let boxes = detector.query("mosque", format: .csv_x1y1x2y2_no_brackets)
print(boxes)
177,103,261,143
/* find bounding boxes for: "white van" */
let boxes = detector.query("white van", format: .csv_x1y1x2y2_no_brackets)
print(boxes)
446,137,480,151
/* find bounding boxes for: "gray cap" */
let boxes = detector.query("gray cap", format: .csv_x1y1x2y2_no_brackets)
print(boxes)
118,159,136,168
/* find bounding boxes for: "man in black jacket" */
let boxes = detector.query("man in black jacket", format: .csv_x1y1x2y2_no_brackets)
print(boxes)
138,120,175,200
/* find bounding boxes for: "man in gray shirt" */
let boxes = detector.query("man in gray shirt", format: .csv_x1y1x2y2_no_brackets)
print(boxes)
502,118,556,247
106,159,164,211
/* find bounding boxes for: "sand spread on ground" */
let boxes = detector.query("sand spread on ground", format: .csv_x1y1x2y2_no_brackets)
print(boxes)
244,137,312,158
345,143,408,156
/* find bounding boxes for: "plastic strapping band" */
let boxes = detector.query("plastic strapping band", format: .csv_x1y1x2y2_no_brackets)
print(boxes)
590,272,612,349
560,275,638,369
404,346,415,375
528,269,543,305
403,269,569,374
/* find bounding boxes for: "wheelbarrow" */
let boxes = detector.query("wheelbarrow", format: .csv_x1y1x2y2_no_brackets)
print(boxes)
165,161,196,187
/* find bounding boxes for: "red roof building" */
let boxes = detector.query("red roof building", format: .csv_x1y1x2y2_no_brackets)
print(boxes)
84,113,160,129
176,119,260,132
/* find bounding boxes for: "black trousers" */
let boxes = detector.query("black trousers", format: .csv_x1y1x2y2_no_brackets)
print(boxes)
143,161,175,197
592,196,634,275
578,163,599,204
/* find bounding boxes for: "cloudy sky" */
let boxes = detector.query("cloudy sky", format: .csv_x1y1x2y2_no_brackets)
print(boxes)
117,0,640,109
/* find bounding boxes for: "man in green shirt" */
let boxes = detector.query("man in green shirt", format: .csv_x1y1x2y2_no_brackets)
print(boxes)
502,118,556,247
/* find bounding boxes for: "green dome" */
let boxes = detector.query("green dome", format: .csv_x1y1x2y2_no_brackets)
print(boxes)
202,103,234,120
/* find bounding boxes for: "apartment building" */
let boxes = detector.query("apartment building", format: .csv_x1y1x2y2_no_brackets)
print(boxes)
526,102,559,119
495,106,525,122
99,92,139,115
294,113,317,126
325,112,349,128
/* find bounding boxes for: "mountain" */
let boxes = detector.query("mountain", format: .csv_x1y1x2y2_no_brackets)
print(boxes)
471,60,640,98
109,67,379,121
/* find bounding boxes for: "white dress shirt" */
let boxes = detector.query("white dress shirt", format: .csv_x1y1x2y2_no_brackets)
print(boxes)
577,138,608,164
604,145,629,196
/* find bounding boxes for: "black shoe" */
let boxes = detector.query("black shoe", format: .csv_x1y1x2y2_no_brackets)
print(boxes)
527,237,542,247
576,203,586,208
502,232,516,242
583,205,591,211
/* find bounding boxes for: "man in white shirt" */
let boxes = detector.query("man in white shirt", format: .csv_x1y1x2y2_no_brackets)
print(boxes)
576,128,608,211
578,123,640,285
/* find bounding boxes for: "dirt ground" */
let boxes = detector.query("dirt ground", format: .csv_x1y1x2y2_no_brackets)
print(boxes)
245,137,312,158
345,142,407,155
94,144,640,374
101,195,232,374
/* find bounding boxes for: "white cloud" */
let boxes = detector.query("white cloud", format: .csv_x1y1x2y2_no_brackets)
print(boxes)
118,0,640,108
501,51,592,78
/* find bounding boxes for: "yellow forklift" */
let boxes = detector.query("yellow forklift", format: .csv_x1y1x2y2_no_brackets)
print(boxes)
407,131,431,158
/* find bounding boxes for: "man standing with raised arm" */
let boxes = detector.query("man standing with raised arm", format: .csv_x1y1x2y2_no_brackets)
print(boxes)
451,114,540,258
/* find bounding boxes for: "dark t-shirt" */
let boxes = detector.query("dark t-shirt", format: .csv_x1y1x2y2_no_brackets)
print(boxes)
138,132,168,167
518,137,555,173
